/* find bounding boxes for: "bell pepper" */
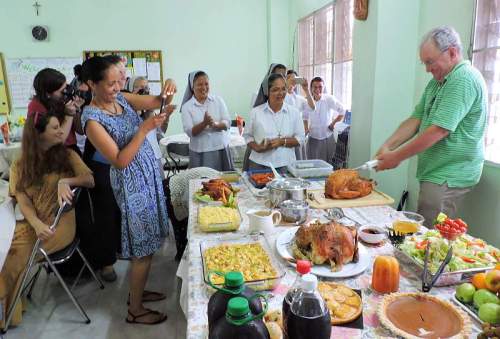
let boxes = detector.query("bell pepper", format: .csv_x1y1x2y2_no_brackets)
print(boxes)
460,256,475,263
416,240,429,250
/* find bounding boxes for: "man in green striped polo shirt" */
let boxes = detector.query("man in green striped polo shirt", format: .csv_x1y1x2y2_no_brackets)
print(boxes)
376,26,487,226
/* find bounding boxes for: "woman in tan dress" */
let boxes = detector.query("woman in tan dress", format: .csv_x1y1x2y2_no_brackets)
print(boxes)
0,110,94,330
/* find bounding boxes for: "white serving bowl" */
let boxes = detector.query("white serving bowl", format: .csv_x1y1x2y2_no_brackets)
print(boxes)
358,225,386,244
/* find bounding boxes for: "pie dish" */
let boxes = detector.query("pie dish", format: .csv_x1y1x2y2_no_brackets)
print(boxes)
318,282,362,324
378,292,472,339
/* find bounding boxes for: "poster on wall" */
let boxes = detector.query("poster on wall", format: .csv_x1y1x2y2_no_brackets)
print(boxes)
6,57,81,108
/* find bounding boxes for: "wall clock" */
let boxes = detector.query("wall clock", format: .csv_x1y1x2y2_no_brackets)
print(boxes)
31,25,48,41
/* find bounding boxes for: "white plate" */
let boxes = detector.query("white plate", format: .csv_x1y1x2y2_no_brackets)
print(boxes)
276,226,371,278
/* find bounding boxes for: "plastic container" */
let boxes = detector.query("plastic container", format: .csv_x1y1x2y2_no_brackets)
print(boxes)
282,260,311,338
287,274,331,339
207,271,265,332
287,160,333,178
201,234,286,291
197,205,242,232
209,296,270,339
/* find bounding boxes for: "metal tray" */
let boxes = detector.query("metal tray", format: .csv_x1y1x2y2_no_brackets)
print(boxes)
451,294,484,325
394,247,494,286
200,233,286,291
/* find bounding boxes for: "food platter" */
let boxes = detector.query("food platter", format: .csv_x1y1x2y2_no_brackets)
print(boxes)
275,226,370,278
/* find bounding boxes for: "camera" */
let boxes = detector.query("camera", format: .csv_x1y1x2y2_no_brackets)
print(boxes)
62,85,76,103
137,88,150,95
63,86,88,103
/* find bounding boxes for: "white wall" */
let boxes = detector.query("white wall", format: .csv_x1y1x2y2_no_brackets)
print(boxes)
0,0,291,134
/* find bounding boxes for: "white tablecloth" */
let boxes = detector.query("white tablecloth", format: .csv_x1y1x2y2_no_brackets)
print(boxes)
159,129,247,166
176,179,481,339
0,180,16,271
0,142,21,177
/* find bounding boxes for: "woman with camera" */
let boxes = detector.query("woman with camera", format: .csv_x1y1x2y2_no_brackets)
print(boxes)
27,68,85,155
181,70,234,171
0,110,94,330
81,56,176,325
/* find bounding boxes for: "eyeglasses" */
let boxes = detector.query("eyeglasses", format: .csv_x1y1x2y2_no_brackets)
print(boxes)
421,49,448,67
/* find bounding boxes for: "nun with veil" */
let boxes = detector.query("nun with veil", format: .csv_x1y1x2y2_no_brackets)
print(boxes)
243,73,305,171
180,70,234,171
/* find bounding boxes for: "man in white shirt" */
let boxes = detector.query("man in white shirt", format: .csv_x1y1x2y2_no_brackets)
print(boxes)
304,77,345,163
285,70,315,160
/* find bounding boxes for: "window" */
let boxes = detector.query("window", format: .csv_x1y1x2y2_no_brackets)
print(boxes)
472,0,500,163
297,0,353,108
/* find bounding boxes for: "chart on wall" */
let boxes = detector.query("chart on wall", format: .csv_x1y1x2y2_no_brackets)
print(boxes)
83,50,163,95
6,57,82,108
0,53,11,115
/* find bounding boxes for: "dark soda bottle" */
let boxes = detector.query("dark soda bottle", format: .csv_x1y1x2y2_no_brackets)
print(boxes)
209,296,270,339
207,271,263,331
287,274,331,339
282,260,311,338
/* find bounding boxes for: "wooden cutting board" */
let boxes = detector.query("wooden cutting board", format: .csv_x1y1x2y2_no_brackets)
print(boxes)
307,189,394,209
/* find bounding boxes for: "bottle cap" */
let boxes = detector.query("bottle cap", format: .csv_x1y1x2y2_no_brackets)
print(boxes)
224,271,244,288
296,260,311,275
301,274,318,291
227,297,250,317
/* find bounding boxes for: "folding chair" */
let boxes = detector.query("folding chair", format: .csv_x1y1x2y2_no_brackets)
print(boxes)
2,188,104,333
164,142,189,178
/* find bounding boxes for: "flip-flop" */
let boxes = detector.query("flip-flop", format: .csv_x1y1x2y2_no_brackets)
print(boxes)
127,290,167,305
125,308,168,325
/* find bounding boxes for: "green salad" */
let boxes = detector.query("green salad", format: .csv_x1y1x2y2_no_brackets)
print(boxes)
399,230,499,273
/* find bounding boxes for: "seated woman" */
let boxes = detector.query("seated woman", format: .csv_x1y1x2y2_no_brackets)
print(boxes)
0,111,94,330
28,68,85,155
181,70,234,171
243,73,305,171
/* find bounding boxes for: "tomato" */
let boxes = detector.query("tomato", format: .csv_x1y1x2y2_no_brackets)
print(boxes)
444,218,455,227
455,218,468,229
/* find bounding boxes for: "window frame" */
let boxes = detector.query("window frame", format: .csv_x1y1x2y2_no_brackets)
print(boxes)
470,0,500,165
297,1,353,109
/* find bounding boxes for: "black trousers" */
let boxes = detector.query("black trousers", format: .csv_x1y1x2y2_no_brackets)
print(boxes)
163,178,188,260
77,160,121,269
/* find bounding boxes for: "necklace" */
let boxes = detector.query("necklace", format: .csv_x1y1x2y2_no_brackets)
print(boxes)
270,111,285,138
93,100,119,115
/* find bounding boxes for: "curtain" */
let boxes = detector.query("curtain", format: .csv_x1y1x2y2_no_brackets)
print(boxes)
473,0,500,163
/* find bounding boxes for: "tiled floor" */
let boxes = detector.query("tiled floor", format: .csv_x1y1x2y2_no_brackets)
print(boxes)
3,237,187,339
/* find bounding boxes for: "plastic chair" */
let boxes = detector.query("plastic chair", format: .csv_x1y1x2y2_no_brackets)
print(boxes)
2,188,104,333
164,142,189,177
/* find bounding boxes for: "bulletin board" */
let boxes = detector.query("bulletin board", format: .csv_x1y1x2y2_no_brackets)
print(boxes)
0,53,11,115
5,57,82,108
83,50,164,95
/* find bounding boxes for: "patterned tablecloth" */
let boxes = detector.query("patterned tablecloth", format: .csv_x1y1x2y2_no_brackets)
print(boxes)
176,178,481,339
0,142,21,178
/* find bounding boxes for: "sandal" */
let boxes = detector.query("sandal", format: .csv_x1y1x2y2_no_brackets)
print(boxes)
127,290,167,305
125,308,168,325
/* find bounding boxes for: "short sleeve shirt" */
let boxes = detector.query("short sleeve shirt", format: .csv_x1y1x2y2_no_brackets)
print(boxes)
410,60,487,187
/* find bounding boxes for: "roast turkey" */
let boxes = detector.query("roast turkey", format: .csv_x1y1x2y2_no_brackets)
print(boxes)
293,221,359,271
325,169,374,199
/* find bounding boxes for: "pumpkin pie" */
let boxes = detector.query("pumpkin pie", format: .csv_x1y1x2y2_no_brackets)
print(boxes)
378,292,472,339
318,282,362,325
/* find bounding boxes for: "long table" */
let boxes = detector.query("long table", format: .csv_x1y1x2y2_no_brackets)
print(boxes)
176,178,480,339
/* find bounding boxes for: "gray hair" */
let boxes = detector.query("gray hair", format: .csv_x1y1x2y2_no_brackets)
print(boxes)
420,26,463,54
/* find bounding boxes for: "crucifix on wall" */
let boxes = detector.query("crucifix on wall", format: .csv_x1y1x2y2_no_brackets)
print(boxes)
33,1,41,16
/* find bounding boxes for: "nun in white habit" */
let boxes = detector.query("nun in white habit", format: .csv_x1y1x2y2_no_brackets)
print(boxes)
304,76,345,163
180,70,234,171
243,73,305,171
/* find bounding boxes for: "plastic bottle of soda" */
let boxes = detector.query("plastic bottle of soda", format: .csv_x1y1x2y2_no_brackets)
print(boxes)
287,274,331,339
207,271,263,332
209,296,270,339
282,260,311,338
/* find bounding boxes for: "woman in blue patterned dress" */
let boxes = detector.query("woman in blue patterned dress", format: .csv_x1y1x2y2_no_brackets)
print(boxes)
81,56,176,325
